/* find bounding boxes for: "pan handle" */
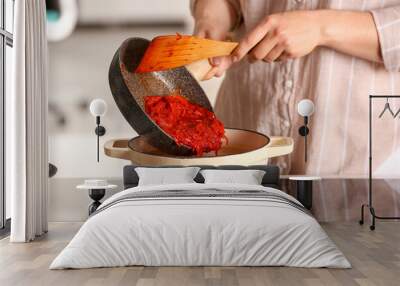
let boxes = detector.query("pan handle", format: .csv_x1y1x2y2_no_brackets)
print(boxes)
266,136,294,158
104,139,132,160
104,136,294,161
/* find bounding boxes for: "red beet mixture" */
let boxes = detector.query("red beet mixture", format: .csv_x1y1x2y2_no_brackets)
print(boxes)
144,94,225,155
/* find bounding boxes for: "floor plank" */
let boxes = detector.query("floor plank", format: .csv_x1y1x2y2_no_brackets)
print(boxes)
1,222,400,286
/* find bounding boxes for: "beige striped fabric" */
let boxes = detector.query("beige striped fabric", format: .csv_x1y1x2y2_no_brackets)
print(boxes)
192,0,400,176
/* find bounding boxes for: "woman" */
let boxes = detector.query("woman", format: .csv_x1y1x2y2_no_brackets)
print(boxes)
191,0,400,176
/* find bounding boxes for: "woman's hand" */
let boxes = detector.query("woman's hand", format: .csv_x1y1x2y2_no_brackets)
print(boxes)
193,22,234,80
194,25,234,80
215,9,381,76
193,0,238,79
233,10,323,63
195,6,382,79
199,10,324,78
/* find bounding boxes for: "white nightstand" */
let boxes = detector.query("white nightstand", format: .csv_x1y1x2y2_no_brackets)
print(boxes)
77,180,117,215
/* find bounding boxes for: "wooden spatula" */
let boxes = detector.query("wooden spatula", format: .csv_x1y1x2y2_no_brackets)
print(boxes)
135,34,238,73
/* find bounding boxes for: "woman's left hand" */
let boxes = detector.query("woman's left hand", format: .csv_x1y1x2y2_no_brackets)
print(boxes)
232,10,324,63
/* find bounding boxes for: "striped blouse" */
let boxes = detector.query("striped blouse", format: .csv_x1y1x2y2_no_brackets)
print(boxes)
193,0,400,176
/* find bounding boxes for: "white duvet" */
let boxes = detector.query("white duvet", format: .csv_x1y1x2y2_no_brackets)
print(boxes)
50,183,350,269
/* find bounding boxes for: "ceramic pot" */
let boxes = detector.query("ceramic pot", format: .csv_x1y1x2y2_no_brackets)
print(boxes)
104,128,293,166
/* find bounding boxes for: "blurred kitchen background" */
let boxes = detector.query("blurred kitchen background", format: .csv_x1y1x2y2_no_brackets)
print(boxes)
47,0,223,221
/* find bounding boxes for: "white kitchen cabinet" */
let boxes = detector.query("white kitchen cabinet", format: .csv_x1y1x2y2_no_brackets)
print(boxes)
78,0,193,26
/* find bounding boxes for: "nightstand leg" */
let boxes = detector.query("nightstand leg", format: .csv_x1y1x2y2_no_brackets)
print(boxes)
297,181,313,210
88,189,105,215
89,201,102,215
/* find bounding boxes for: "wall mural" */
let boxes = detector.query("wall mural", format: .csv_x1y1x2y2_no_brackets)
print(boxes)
47,1,400,178
44,0,400,225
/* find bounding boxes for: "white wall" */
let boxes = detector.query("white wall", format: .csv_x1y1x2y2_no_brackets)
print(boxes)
49,178,122,222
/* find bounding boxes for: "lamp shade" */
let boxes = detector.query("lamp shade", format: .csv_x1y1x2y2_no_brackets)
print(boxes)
89,99,107,117
297,99,315,117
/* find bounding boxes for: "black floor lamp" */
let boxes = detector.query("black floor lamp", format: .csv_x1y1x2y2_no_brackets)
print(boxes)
359,95,400,230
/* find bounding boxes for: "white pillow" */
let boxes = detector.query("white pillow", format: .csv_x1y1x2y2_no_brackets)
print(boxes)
135,167,200,186
200,169,266,185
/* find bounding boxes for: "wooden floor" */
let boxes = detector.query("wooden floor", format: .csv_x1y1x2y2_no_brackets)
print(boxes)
1,222,400,286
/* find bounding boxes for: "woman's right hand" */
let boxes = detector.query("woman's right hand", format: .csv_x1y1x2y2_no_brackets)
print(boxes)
193,0,238,79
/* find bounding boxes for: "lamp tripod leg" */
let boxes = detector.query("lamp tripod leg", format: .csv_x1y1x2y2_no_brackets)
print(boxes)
369,206,376,231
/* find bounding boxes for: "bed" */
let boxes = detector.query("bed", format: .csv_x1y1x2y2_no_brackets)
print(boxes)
50,165,350,269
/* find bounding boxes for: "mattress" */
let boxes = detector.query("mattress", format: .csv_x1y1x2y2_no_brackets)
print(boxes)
50,183,350,269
